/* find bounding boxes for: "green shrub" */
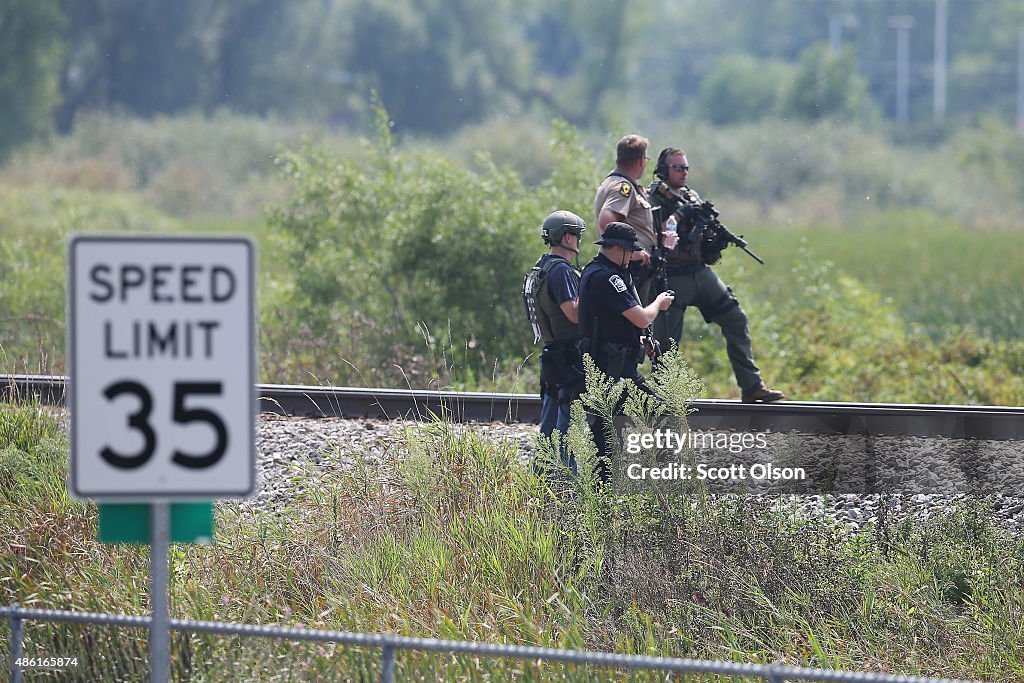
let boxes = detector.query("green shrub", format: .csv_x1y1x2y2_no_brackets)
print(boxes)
262,109,593,387
696,54,794,125
778,43,876,123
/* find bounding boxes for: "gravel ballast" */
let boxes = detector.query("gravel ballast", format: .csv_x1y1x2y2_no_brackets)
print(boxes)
250,414,1024,533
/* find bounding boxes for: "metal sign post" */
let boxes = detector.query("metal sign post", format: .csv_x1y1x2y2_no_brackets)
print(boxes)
151,502,170,683
67,235,256,681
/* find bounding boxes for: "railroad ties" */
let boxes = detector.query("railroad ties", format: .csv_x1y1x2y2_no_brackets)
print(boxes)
3,374,1022,440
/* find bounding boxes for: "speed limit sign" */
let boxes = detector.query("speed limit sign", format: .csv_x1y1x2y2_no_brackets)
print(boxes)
68,235,256,500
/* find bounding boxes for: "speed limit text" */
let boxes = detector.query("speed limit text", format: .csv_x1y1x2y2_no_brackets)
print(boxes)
89,263,237,360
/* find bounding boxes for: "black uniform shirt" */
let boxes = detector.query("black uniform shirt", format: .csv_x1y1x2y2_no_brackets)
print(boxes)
579,253,641,346
543,256,579,308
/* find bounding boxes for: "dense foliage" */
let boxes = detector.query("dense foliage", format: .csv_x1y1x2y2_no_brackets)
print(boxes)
1,111,1022,405
4,1,1024,154
260,111,595,388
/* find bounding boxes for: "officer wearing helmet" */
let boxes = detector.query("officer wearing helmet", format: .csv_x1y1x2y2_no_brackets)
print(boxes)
522,210,587,470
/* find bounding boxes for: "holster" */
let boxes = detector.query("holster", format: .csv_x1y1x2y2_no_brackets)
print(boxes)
597,342,637,381
540,340,584,396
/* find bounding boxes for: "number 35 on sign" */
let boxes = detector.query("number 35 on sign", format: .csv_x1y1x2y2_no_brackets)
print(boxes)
68,236,256,500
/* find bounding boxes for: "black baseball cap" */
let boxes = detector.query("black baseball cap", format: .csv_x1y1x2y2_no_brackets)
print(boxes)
595,222,643,251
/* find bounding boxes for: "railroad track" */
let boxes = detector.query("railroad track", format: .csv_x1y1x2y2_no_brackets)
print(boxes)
3,374,1022,440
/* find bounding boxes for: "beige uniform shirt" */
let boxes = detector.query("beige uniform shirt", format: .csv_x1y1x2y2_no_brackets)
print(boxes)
593,173,657,253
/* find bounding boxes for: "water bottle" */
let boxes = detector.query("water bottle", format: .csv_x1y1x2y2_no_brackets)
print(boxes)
664,214,679,249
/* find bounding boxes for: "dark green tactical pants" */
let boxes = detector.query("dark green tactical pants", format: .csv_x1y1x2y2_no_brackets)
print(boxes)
651,266,764,393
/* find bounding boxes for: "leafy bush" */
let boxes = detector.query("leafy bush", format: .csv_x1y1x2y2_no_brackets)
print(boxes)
0,111,329,218
696,54,794,125
778,43,876,123
262,110,594,387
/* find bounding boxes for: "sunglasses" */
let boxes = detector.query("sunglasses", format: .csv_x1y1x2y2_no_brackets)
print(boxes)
670,164,689,172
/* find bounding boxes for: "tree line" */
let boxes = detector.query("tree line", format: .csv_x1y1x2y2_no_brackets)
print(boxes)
3,0,1024,161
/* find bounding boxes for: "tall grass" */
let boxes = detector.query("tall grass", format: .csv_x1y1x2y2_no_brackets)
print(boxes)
0,111,340,219
2,356,1023,679
678,221,1024,404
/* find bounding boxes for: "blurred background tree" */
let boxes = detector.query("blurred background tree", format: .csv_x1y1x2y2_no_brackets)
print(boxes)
696,55,794,125
0,0,1018,143
2,0,1024,399
0,0,64,160
778,43,876,122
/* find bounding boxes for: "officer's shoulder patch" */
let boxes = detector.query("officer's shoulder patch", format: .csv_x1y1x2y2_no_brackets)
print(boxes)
609,275,628,293
619,181,631,197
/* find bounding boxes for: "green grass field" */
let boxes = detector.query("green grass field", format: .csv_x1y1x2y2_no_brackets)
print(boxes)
727,210,1022,341
2,380,1022,680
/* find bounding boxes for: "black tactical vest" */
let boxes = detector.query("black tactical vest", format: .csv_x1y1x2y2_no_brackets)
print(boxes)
650,183,705,266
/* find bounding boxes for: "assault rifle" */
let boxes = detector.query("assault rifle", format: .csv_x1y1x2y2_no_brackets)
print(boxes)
649,205,670,294
649,180,765,266
685,200,765,266
640,326,663,361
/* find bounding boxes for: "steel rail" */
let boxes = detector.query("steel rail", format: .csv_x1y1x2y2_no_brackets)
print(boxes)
3,374,1022,439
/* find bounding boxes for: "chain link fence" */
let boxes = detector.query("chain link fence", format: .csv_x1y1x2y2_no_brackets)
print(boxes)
2,605,990,683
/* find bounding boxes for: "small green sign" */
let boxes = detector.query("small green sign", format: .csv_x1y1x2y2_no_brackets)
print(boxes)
98,502,214,544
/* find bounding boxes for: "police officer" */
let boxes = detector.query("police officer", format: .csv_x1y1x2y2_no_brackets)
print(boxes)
522,210,587,470
648,147,784,403
593,134,664,306
578,222,675,479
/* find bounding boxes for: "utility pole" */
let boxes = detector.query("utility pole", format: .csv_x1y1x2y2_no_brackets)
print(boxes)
933,0,948,125
829,14,857,54
888,15,915,123
1018,26,1024,130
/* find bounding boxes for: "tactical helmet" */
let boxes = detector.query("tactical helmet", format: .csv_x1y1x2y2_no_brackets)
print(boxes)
541,210,586,245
